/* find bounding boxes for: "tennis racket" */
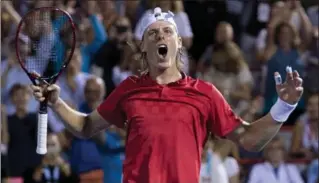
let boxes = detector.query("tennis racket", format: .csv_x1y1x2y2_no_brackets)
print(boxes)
15,7,76,155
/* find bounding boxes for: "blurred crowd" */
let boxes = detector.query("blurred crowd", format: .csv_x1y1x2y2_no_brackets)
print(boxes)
1,0,318,183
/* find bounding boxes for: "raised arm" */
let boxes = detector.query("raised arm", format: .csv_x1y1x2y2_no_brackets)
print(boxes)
31,84,110,138
227,67,303,151
31,76,134,138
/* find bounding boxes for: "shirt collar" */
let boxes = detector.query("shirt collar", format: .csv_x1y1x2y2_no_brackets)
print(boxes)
141,71,188,87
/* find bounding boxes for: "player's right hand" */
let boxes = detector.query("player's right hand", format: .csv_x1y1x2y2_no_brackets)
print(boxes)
30,84,61,106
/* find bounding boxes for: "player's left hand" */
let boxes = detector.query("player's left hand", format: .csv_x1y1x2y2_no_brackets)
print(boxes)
274,66,303,105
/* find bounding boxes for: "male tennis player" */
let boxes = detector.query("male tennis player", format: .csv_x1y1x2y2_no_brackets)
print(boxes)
31,8,304,183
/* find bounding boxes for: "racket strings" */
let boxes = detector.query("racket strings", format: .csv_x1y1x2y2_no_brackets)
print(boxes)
17,9,74,79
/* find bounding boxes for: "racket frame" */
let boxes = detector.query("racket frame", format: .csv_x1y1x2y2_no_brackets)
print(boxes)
15,7,76,154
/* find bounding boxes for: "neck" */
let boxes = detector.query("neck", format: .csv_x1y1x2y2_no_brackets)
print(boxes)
270,161,281,168
149,66,182,85
16,108,27,118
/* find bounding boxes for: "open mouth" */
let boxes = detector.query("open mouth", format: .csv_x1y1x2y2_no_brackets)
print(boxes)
157,44,168,58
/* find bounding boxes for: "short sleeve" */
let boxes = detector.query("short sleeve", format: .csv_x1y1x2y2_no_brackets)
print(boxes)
209,84,242,137
97,76,137,128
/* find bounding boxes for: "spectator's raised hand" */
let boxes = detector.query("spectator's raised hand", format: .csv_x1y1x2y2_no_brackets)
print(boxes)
80,0,97,16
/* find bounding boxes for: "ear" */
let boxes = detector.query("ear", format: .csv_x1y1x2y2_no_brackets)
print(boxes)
177,36,182,49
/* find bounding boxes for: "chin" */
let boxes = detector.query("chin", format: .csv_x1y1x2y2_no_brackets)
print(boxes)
155,61,173,70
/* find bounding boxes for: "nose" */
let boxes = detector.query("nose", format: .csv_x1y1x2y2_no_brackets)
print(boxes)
156,30,165,41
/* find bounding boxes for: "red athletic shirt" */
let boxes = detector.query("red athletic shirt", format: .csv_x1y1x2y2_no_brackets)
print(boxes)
97,73,242,183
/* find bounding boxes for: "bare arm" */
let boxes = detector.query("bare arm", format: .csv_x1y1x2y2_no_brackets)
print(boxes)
296,6,313,50
227,114,283,151
229,174,240,183
227,68,303,151
2,1,21,25
290,121,303,153
52,98,110,138
31,84,111,138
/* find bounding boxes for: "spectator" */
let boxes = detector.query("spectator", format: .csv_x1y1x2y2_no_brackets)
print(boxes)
125,0,143,29
67,76,105,183
134,0,193,74
261,1,312,124
213,138,240,183
1,1,21,60
58,48,92,108
199,22,254,114
247,136,304,183
291,94,318,159
256,1,313,62
197,21,234,73
1,34,38,115
307,155,319,183
304,27,319,95
92,16,133,96
200,138,229,183
307,5,318,27
99,126,126,183
31,133,75,183
57,0,107,73
112,43,141,86
184,0,227,60
47,48,92,138
97,1,119,33
5,84,42,180
1,105,9,183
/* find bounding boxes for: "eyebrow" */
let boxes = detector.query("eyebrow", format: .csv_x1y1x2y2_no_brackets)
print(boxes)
148,26,174,32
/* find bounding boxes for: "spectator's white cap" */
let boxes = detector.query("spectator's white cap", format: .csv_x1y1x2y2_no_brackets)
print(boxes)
137,7,178,40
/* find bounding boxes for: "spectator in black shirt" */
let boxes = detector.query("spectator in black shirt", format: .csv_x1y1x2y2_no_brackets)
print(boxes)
31,133,76,183
6,84,42,179
91,16,133,96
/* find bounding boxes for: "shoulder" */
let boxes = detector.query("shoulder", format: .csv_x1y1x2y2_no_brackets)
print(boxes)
251,163,266,171
186,77,218,96
285,163,300,172
115,75,143,91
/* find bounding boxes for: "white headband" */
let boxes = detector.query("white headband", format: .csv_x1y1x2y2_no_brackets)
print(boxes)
137,7,178,40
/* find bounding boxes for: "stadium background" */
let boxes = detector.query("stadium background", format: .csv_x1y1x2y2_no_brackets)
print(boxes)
1,0,318,183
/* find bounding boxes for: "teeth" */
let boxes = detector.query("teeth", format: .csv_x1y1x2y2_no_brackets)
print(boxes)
158,44,167,48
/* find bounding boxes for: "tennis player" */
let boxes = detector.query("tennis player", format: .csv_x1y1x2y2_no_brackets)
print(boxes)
31,8,304,183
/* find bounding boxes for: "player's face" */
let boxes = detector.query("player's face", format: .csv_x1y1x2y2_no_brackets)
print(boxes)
142,21,182,71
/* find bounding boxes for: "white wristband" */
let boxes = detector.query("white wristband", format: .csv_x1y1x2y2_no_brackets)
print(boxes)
270,98,297,122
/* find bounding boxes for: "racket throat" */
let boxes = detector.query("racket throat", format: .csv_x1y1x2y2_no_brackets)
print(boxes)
39,101,48,114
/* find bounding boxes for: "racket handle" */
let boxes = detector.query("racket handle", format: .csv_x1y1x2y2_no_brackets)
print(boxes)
36,113,48,155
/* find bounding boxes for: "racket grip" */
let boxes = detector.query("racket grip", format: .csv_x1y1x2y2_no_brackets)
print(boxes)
36,113,48,155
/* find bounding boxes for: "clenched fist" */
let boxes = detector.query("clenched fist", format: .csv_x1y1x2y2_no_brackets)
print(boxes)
30,84,61,106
